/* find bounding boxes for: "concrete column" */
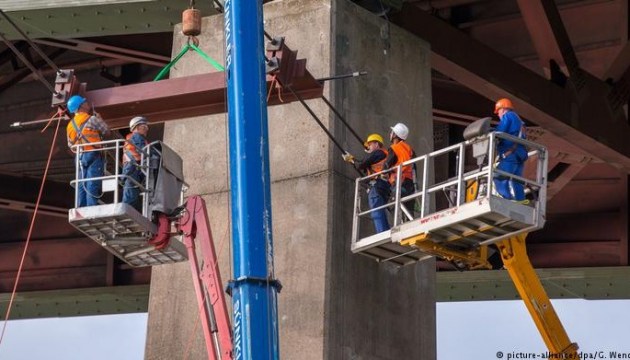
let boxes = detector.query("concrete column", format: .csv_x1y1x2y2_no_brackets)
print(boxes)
327,1,436,358
145,1,435,359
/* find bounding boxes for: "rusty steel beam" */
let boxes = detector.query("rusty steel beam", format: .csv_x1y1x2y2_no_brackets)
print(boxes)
622,175,629,266
0,48,66,94
516,0,580,79
33,38,170,68
528,242,622,268
529,211,622,243
389,4,630,171
605,43,630,82
609,60,630,110
0,171,73,214
0,41,27,68
0,237,150,292
87,68,323,129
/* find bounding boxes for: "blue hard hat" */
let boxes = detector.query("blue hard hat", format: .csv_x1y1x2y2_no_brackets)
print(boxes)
67,95,86,114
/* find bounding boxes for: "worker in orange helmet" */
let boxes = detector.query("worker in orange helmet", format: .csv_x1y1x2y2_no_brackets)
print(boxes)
122,116,150,212
343,133,391,233
493,98,528,202
66,95,110,207
384,123,417,216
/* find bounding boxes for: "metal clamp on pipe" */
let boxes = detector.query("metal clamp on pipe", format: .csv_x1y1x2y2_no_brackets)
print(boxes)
226,276,283,296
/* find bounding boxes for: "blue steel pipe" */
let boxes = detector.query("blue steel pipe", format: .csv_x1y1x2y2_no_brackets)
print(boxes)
224,0,280,359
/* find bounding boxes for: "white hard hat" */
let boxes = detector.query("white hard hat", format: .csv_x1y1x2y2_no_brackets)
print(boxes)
390,123,409,140
129,116,148,130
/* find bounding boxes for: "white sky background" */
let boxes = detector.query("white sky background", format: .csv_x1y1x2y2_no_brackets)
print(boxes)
0,300,629,359
438,299,630,360
0,313,147,360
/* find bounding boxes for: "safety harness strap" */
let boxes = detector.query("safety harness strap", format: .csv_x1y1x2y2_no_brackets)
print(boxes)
70,117,91,145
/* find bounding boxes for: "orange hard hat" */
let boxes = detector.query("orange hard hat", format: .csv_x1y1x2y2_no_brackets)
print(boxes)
494,98,513,114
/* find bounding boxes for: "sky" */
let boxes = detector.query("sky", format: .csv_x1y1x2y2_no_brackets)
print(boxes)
0,299,629,359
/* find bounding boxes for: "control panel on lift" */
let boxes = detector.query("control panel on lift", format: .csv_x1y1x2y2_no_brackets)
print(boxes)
68,139,189,267
351,117,548,267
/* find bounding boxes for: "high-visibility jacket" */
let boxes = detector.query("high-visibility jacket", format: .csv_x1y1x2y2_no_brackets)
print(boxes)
123,133,143,164
367,149,388,176
389,141,414,184
66,112,102,151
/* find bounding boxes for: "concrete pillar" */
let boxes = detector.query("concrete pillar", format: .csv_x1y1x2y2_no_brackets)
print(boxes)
145,1,435,359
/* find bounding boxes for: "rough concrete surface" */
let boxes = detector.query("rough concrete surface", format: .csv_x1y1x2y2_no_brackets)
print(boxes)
326,1,436,359
145,1,436,359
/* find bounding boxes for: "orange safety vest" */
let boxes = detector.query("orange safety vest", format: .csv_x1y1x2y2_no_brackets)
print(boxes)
368,149,388,175
389,141,414,184
66,112,102,151
123,133,143,164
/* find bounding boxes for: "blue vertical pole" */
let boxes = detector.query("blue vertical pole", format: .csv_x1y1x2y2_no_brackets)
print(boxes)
224,0,280,359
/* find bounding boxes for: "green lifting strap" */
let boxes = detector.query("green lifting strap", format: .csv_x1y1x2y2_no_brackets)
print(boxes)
154,43,224,81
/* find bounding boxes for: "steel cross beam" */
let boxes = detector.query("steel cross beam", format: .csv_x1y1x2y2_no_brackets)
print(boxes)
516,0,581,79
84,56,322,129
514,0,595,195
390,4,630,171
0,47,66,94
0,171,72,216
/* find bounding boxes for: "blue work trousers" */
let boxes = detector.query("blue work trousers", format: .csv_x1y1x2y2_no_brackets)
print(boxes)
78,151,104,207
122,162,144,212
494,152,525,201
398,178,416,216
368,179,391,233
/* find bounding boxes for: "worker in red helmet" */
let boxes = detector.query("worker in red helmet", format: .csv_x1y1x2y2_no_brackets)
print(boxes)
66,95,110,207
343,133,391,233
122,116,150,211
493,98,528,202
384,123,417,216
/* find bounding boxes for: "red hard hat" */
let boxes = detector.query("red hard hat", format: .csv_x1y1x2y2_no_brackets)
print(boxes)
494,98,513,114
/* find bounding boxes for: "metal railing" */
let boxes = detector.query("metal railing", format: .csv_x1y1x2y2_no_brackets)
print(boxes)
351,131,548,246
70,139,151,215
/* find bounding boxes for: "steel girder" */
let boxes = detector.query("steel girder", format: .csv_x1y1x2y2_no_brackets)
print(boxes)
390,4,630,171
516,0,580,78
85,68,323,129
0,237,150,293
0,171,72,216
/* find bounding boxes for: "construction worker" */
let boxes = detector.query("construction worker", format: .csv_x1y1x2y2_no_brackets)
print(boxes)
384,123,416,215
493,98,528,202
122,116,149,211
342,134,391,233
66,95,110,207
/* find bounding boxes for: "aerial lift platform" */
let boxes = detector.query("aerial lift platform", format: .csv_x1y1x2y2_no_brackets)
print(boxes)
68,140,189,267
67,139,232,359
351,118,580,357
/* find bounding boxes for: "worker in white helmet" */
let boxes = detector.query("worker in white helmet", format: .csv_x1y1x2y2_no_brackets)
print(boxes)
384,123,417,215
122,116,149,211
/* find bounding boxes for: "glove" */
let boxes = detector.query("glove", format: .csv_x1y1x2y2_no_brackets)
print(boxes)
342,152,355,164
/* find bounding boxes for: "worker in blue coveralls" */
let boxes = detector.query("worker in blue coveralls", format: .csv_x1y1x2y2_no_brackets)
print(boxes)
493,98,528,203
122,116,149,211
342,134,391,233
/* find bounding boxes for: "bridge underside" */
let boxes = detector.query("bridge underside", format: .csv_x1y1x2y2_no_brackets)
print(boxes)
0,0,628,319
